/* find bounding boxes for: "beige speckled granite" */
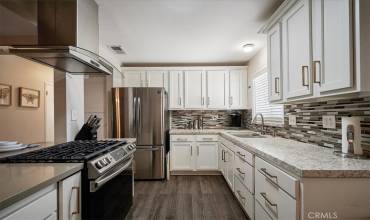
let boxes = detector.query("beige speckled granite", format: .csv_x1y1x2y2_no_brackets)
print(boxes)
170,129,370,178
0,163,83,210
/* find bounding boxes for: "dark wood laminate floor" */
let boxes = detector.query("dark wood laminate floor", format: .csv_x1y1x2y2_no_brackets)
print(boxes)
126,175,248,220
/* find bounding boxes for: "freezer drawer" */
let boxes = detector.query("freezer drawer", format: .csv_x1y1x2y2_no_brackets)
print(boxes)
134,146,165,180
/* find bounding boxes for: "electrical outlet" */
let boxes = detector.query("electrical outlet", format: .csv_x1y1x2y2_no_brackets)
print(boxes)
289,115,297,126
322,115,336,129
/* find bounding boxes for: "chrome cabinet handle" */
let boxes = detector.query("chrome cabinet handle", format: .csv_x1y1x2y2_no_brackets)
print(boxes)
260,168,277,179
230,96,233,105
207,97,210,105
236,190,246,201
301,66,309,87
202,138,213,141
176,138,187,141
197,145,199,156
236,167,245,175
191,145,193,156
274,77,280,94
313,60,321,84
260,192,277,207
71,186,80,215
236,151,245,158
222,150,224,161
201,97,205,106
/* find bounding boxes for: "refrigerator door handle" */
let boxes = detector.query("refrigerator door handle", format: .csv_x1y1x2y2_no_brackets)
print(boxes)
133,97,137,137
138,97,142,137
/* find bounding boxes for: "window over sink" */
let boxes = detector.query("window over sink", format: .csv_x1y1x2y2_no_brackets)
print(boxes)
252,72,284,125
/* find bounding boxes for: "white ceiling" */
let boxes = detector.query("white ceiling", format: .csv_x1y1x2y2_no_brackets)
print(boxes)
96,0,283,66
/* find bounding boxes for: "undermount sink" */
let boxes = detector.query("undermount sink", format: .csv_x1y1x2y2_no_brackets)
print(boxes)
227,132,266,138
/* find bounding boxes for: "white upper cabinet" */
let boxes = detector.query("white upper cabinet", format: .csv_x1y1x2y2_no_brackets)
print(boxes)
229,69,243,109
312,0,353,93
206,70,227,109
146,70,169,91
263,0,370,103
122,70,146,87
184,70,206,109
169,70,184,109
267,22,283,102
282,0,312,99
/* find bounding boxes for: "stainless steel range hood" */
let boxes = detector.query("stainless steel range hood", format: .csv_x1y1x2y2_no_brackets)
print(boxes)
0,0,117,75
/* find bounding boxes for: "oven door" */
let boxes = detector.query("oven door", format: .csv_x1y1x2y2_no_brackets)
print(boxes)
87,156,134,220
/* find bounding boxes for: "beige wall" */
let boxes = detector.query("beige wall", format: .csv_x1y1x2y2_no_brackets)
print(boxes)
247,46,267,109
0,55,54,143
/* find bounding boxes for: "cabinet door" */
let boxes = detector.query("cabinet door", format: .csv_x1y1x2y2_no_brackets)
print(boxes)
229,70,243,108
147,70,169,91
58,172,81,220
196,142,218,170
184,70,206,109
225,148,235,189
312,0,353,93
123,70,145,87
268,22,283,101
283,0,312,99
169,71,184,109
219,144,226,176
170,142,193,170
206,70,227,109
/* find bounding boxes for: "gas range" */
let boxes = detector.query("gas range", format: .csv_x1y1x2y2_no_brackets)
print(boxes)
0,140,136,220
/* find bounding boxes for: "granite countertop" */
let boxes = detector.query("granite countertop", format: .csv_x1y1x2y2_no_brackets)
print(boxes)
170,129,370,178
0,163,83,210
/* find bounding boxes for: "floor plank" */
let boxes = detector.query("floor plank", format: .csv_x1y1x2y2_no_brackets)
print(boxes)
126,175,248,220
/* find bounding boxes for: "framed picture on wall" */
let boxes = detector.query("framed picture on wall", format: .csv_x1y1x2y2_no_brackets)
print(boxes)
0,83,12,106
19,87,40,108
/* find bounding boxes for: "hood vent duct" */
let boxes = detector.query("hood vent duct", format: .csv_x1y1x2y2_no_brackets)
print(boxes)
0,0,118,76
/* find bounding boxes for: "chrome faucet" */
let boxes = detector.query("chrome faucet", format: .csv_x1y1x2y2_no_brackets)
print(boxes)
252,113,265,135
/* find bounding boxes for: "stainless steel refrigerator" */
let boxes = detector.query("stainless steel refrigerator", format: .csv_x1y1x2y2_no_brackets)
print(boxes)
112,87,169,180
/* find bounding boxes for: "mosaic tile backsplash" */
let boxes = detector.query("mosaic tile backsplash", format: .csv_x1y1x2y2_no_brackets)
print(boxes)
246,97,370,155
170,110,246,129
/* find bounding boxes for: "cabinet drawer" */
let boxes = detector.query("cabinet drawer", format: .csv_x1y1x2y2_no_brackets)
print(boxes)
170,135,195,142
255,170,298,220
3,187,57,220
235,147,253,166
255,157,298,198
196,135,218,142
255,200,273,220
235,156,254,194
234,176,254,220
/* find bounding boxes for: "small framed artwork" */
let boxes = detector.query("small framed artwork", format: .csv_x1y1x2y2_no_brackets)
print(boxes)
0,83,12,106
19,87,40,108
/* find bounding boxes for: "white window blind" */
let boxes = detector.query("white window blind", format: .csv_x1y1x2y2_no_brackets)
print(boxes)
253,72,284,124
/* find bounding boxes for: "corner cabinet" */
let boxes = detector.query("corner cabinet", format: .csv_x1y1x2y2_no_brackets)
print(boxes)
170,135,219,172
267,22,283,102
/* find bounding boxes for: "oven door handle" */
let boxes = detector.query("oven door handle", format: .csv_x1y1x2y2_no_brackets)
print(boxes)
91,157,133,192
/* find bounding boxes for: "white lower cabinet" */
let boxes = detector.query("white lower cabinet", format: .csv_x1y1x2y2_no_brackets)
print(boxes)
234,176,254,220
196,142,219,170
171,142,193,170
170,135,218,171
0,184,58,220
58,171,82,220
255,201,273,220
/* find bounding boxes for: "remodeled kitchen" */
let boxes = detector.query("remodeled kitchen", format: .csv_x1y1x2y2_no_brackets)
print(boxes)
0,0,370,220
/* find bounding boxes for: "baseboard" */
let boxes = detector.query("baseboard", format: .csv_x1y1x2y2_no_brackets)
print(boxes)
170,170,222,175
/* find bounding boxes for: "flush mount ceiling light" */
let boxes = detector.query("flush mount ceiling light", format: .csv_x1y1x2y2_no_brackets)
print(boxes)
242,44,255,53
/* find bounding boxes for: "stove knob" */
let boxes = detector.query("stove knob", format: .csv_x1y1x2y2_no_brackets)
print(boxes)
100,159,108,166
104,158,111,164
95,161,104,169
